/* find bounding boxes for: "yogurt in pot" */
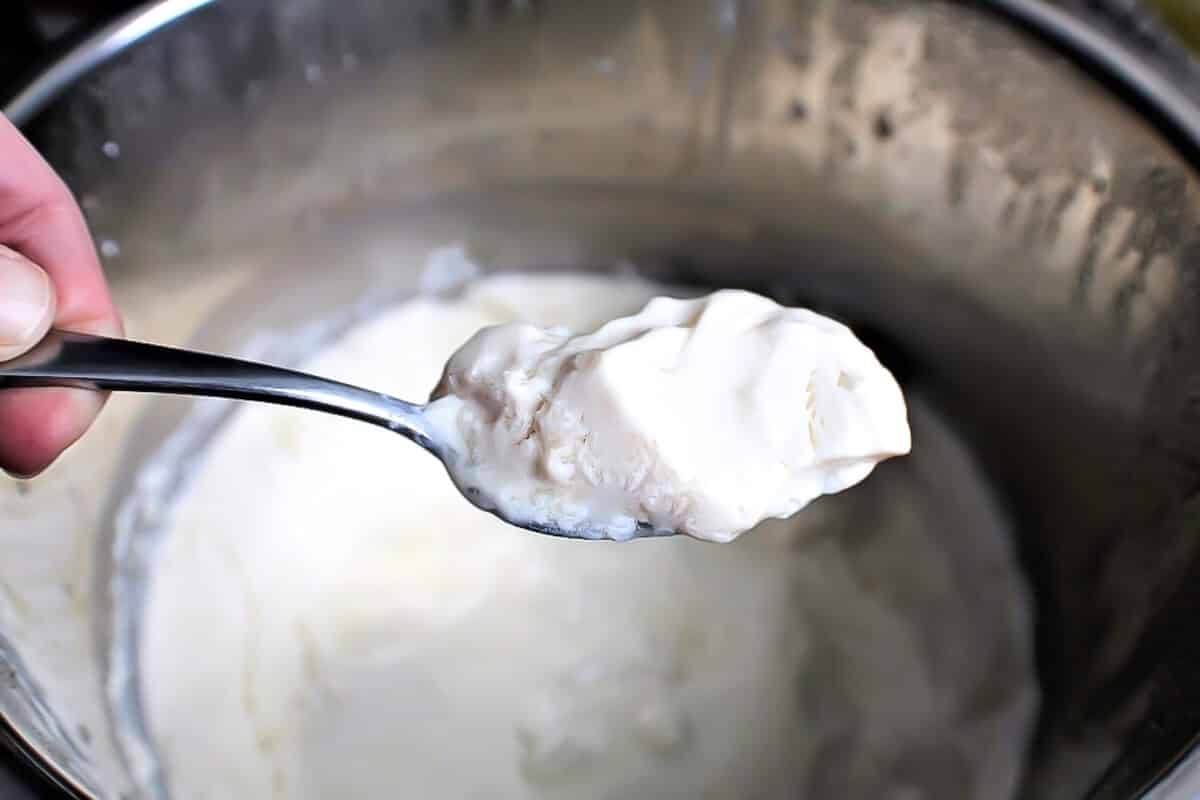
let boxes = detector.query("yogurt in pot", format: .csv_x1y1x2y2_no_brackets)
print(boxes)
134,272,1036,799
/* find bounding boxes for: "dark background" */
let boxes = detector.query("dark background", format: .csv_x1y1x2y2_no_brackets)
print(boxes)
1,2,139,86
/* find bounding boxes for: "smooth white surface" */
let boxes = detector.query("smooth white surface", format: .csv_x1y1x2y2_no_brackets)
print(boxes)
428,289,911,542
138,273,1035,799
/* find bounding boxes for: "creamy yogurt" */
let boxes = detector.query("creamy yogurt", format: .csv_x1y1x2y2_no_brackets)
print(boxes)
135,272,1035,800
427,289,911,541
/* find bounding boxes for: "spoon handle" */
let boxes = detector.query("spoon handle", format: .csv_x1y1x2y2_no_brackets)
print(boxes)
0,329,433,446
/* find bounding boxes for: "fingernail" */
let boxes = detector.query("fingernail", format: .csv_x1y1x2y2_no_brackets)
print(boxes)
0,246,55,360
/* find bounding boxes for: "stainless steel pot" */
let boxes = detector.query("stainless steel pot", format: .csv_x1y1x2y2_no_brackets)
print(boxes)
4,0,1200,797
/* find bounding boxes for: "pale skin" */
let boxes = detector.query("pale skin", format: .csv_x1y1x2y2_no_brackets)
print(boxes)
0,113,122,477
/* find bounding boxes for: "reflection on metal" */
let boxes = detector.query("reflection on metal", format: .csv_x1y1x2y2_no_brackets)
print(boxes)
2,0,216,127
986,0,1200,162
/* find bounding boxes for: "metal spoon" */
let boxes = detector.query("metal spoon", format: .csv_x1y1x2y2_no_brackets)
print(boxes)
0,329,659,541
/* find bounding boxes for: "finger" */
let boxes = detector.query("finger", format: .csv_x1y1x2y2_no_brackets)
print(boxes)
0,115,122,477
0,244,55,360
0,390,103,479
0,114,121,336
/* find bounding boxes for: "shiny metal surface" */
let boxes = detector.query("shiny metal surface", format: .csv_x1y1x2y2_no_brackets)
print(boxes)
4,0,1200,797
987,0,1200,159
2,0,214,128
0,330,431,446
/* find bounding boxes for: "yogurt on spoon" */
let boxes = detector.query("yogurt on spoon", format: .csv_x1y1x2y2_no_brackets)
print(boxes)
425,289,911,542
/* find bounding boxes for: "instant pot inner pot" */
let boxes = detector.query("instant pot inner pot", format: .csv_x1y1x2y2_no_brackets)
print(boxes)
7,0,1200,797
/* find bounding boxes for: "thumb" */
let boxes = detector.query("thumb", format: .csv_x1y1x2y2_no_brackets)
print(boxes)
0,244,55,362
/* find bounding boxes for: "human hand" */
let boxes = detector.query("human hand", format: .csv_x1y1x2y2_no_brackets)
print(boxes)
0,113,122,477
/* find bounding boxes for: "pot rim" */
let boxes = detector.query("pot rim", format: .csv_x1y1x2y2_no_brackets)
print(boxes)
3,0,214,129
3,0,1200,797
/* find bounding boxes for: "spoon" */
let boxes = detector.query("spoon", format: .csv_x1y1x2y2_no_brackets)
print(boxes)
0,329,658,541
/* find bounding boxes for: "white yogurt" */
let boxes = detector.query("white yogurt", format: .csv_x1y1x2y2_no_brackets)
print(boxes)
136,272,1036,800
427,289,911,541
